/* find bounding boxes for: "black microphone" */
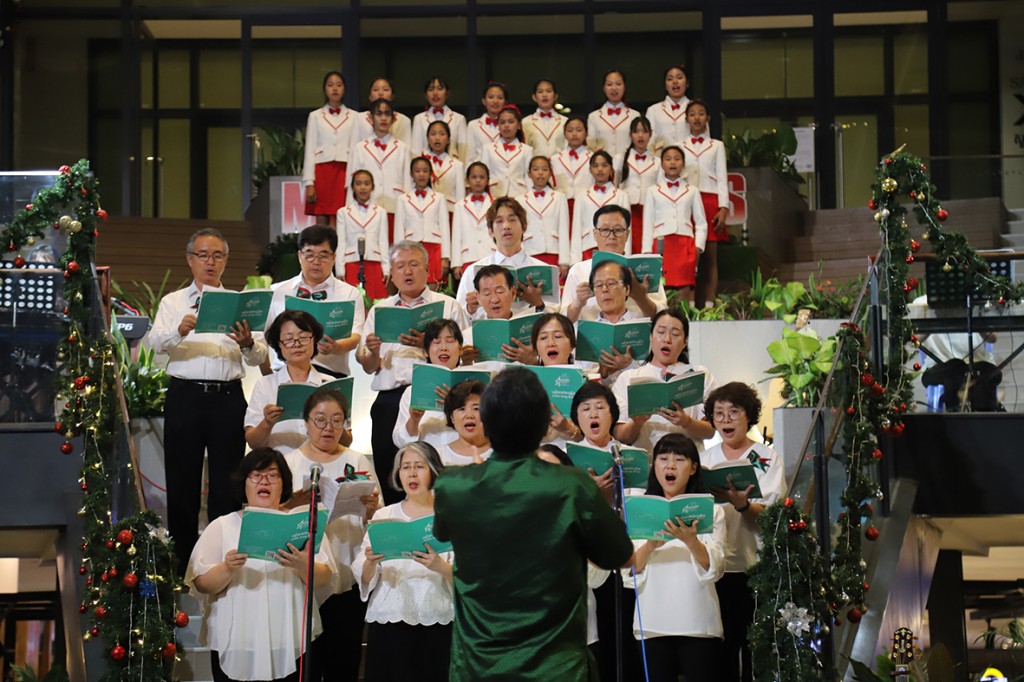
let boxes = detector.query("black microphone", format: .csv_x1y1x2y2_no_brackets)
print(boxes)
357,235,366,260
309,463,323,490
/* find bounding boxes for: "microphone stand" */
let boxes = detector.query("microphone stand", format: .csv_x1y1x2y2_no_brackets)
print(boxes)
610,443,625,682
357,236,366,292
301,469,321,682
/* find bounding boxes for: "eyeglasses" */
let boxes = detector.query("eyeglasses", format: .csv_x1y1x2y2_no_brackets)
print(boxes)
247,470,281,484
300,250,335,264
593,279,624,292
595,227,629,238
190,251,226,263
280,334,314,348
713,408,743,423
310,415,346,430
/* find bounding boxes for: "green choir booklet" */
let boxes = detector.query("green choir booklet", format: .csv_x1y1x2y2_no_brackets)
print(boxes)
701,461,763,499
237,505,328,561
524,364,587,416
592,251,664,294
575,319,651,363
194,289,273,334
624,494,715,540
506,264,560,305
626,371,705,417
471,313,542,362
410,364,491,411
566,443,649,489
366,514,453,561
374,301,445,343
276,377,354,421
285,296,356,339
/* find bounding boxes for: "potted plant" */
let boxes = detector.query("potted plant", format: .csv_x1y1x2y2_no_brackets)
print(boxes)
252,126,305,195
724,125,804,189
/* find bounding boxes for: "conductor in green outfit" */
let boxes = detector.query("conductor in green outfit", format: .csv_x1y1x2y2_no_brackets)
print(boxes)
434,367,635,680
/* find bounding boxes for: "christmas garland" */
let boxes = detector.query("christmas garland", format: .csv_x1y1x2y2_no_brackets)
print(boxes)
750,147,1019,678
2,160,184,681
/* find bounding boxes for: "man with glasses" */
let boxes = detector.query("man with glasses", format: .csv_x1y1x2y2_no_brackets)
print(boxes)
459,264,539,367
265,225,366,380
149,228,269,575
561,205,664,323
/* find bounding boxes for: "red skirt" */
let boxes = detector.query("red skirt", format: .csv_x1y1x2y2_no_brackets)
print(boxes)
345,261,387,301
663,234,697,287
306,161,348,216
630,204,644,254
702,191,729,243
387,213,396,244
423,242,443,284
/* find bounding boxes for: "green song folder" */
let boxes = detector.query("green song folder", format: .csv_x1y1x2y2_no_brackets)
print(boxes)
592,251,663,294
624,494,714,540
566,443,649,489
366,514,453,561
524,364,587,416
374,301,445,343
471,313,542,362
194,289,273,334
237,505,328,561
285,296,356,339
576,319,651,363
626,371,705,417
410,364,491,411
275,377,354,421
701,461,763,499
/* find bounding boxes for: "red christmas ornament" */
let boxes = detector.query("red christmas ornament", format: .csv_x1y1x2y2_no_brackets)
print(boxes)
921,164,927,170
847,607,863,624
25,203,33,211
80,481,88,491
13,256,25,268
110,645,126,661
998,297,1006,305
910,335,918,344
905,255,914,264
122,572,138,590
864,582,870,592
90,627,100,637
59,165,71,174
53,222,60,230
94,605,108,619
867,198,876,210
117,529,134,545
788,522,800,532
5,242,12,251
913,362,921,371
783,497,794,508
80,543,87,551
899,402,907,412
54,421,62,432
79,604,87,614
835,617,842,626
860,373,874,387
66,261,80,273
106,540,115,550
60,441,74,455
73,376,87,390
108,568,118,579
162,643,177,659
100,571,109,583
907,277,919,290
865,527,880,541
797,520,807,530
884,158,892,165
936,208,948,221
910,239,921,253
870,383,885,397
97,209,108,221
85,578,93,586
80,188,88,196
846,406,855,415
78,565,87,575
892,423,905,438
872,448,883,460
174,611,190,628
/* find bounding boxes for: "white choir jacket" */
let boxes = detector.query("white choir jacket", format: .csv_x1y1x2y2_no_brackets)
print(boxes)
641,181,708,254
515,188,570,263
302,104,359,186
550,147,594,201
613,149,661,206
682,136,729,211
418,151,466,213
466,114,502,165
395,187,451,259
644,96,691,151
411,106,469,162
346,135,410,213
587,103,640,157
336,202,390,272
522,110,568,157
354,110,412,149
481,139,533,198
571,183,631,262
451,193,495,268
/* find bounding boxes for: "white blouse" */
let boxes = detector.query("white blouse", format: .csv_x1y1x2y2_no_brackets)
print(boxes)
392,385,457,451
352,502,455,626
700,442,785,573
186,512,334,681
244,365,329,453
621,503,726,639
440,443,492,467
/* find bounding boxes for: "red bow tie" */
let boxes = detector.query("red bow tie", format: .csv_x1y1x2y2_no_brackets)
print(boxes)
635,154,647,162
357,201,369,209
471,194,486,203
539,111,553,119
328,107,341,115
691,136,704,144
670,104,681,111
374,140,388,151
485,117,498,127
568,149,579,160
594,184,607,193
503,142,516,152
432,107,445,116
415,189,427,198
607,107,622,116
667,180,680,189
431,155,443,166
534,190,545,198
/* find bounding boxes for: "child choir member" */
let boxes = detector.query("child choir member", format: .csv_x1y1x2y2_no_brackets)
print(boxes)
422,120,466,215
466,81,508,164
587,70,640,157
336,170,390,300
645,65,692,151
522,79,568,157
347,99,410,243
480,104,533,198
515,156,570,277
395,156,451,288
303,71,357,224
570,151,630,262
615,116,660,256
355,78,412,148
411,76,469,162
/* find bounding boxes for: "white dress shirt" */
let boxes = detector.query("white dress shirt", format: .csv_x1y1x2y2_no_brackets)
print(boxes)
244,364,329,452
455,249,558,319
560,258,668,321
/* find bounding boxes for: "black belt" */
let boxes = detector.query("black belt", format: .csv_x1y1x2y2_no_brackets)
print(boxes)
169,377,242,394
377,386,407,395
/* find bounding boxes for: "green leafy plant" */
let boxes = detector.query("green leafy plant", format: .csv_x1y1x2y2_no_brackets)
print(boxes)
721,270,812,322
764,326,837,407
112,321,168,419
11,664,70,682
672,294,735,321
807,267,864,320
724,125,804,188
111,269,185,320
256,232,300,281
252,126,305,193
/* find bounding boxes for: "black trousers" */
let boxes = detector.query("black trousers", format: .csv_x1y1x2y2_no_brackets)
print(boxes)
313,589,368,682
211,651,299,682
594,573,644,682
363,621,452,682
165,378,247,576
642,635,723,682
369,387,405,506
716,571,755,682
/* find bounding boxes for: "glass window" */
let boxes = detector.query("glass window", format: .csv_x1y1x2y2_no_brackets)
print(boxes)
92,116,123,216
835,115,877,209
834,35,884,97
294,47,345,109
159,119,192,219
158,49,190,110
207,127,242,220
141,50,154,110
947,26,990,94
92,49,124,111
721,117,782,140
893,29,928,95
722,35,813,100
893,104,929,159
253,46,298,109
199,48,241,108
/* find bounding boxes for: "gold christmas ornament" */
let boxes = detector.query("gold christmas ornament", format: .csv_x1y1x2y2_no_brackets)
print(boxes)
127,545,137,557
59,215,73,230
943,262,953,273
26,237,35,246
873,212,882,222
881,177,898,193
68,220,83,234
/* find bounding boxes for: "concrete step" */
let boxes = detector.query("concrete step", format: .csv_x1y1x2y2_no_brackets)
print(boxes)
1005,218,1024,235
1001,233,1024,249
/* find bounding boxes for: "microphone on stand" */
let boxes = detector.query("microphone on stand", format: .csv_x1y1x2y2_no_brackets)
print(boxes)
357,235,366,290
309,463,323,491
301,461,323,682
609,441,626,682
